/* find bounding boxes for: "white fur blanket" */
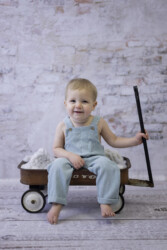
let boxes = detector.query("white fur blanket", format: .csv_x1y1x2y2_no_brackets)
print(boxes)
22,148,127,170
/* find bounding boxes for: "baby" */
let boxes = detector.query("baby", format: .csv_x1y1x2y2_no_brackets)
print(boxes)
47,78,148,224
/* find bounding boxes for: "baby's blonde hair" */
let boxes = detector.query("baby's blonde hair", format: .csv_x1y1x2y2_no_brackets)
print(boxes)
65,78,97,101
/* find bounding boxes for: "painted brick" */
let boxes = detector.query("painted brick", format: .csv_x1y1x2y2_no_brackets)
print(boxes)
161,67,167,75
42,0,65,6
126,40,144,48
144,39,162,47
158,47,167,54
0,0,18,7
0,45,17,56
143,56,162,66
75,0,93,3
146,124,163,132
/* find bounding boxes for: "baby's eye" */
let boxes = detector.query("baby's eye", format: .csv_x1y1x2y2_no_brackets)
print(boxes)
82,100,88,103
70,100,76,103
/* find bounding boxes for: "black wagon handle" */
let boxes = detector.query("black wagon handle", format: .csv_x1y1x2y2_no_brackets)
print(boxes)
133,86,154,187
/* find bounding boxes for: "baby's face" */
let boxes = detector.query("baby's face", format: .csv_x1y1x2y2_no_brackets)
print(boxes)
64,88,97,124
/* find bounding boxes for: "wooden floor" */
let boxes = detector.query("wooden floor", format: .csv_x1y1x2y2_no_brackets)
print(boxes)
0,179,167,250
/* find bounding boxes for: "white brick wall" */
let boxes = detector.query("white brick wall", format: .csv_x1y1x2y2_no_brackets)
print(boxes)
0,0,167,179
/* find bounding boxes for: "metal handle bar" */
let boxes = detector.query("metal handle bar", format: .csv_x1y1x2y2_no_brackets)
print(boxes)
133,86,154,187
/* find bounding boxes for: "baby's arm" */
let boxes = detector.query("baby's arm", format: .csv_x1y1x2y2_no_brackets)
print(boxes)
100,118,148,148
53,122,85,169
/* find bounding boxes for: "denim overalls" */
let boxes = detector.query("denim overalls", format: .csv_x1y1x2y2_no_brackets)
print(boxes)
47,116,120,205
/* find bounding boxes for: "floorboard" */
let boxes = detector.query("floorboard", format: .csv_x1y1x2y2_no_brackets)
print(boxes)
0,179,167,250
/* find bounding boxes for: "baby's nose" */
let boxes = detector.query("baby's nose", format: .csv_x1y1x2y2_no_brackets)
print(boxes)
76,102,82,108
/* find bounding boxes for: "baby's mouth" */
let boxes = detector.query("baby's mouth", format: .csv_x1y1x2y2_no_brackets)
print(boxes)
74,110,84,113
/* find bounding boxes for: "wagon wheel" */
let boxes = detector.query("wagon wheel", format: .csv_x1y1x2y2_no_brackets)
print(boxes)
119,184,125,195
112,194,124,214
21,190,46,213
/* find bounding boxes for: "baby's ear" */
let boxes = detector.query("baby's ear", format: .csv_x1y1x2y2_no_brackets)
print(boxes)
64,100,67,107
93,101,97,109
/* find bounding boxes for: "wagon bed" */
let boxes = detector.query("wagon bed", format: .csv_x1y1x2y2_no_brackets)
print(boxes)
18,157,131,186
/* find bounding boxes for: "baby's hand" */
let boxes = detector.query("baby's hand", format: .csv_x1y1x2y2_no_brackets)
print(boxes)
68,153,85,170
135,130,149,145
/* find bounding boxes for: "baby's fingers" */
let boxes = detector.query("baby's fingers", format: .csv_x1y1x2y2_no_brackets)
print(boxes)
141,131,149,140
80,158,85,166
144,130,149,139
74,158,85,170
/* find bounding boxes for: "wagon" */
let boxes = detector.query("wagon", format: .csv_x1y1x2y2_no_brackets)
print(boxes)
18,86,154,214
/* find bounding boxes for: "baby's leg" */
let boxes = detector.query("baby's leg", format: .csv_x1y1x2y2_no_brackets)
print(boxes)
100,204,115,217
84,156,120,217
47,158,73,204
47,158,73,224
47,203,62,224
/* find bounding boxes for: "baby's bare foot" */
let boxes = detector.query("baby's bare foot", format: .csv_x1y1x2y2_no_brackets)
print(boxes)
100,204,115,217
47,204,62,224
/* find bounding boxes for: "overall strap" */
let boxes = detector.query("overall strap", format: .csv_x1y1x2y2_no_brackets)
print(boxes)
91,116,101,126
63,116,73,129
